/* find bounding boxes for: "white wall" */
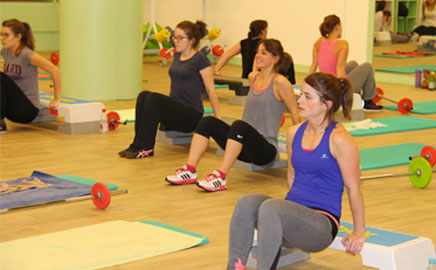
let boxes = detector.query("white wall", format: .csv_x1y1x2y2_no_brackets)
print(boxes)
143,0,371,66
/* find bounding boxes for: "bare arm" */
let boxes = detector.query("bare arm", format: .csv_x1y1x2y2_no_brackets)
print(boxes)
286,124,300,190
381,15,388,31
336,41,349,78
308,39,321,74
200,66,221,119
214,42,241,75
30,53,61,110
273,75,300,125
331,126,365,255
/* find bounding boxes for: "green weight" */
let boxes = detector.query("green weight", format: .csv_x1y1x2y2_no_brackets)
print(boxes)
408,157,432,188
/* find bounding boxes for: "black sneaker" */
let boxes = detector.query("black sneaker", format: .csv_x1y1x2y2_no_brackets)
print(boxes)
118,146,134,157
125,148,154,159
363,101,383,112
0,120,7,134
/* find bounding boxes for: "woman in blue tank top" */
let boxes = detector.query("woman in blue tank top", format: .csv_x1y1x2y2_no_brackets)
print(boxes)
227,72,365,270
166,39,300,192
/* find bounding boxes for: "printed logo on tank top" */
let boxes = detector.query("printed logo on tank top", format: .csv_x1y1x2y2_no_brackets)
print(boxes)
4,63,22,80
320,153,329,159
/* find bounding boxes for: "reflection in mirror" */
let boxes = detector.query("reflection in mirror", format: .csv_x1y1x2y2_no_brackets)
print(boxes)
373,0,436,86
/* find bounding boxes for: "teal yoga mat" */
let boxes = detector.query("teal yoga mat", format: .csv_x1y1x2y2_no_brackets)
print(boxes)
384,101,436,115
57,175,118,191
360,143,431,170
349,116,436,136
375,54,436,59
375,64,436,74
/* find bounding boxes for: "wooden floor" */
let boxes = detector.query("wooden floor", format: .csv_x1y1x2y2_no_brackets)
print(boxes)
1,52,436,270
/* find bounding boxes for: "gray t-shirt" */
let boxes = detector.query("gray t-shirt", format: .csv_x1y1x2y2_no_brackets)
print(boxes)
168,51,210,113
1,47,39,108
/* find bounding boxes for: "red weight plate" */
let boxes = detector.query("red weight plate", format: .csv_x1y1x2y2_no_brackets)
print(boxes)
397,98,413,114
280,113,285,127
160,48,172,59
49,108,59,116
421,145,436,166
107,111,120,130
372,87,384,103
50,52,59,65
91,183,111,209
212,45,224,56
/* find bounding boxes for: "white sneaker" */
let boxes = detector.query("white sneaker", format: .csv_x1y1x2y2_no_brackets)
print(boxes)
165,165,198,185
196,171,227,192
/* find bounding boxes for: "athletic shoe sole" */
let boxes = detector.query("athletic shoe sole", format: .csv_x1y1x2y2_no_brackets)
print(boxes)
363,108,383,112
196,182,227,192
165,178,198,185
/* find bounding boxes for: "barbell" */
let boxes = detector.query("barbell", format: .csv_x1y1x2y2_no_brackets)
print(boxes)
106,111,135,131
373,87,413,114
360,157,434,188
66,182,128,209
409,145,436,166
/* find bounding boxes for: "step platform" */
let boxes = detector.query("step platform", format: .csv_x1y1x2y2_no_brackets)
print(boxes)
33,92,104,135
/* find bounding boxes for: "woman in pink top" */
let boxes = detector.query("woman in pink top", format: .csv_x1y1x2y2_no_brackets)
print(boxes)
309,15,382,112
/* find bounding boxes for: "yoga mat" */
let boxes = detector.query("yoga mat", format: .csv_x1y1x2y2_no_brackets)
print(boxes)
375,52,436,59
360,143,431,170
0,171,118,211
375,64,436,74
348,116,436,136
57,174,118,191
215,84,229,89
384,101,436,115
0,220,208,270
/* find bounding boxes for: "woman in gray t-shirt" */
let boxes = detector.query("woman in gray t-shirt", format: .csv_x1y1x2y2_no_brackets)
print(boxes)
1,18,61,134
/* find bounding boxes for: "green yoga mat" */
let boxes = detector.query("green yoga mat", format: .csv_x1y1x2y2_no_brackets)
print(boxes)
360,143,431,170
57,175,118,191
375,64,436,74
0,220,208,270
384,101,436,115
349,116,436,136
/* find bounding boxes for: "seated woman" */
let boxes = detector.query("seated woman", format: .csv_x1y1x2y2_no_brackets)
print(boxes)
412,0,436,38
227,73,365,270
375,0,410,43
309,14,382,112
213,20,296,84
1,19,61,134
118,20,221,159
166,39,300,192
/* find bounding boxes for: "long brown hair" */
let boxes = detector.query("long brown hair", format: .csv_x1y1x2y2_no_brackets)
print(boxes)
2,18,35,54
258,39,291,73
304,72,353,124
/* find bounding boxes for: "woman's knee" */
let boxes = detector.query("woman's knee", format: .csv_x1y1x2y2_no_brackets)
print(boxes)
228,120,250,141
195,116,218,137
235,194,271,214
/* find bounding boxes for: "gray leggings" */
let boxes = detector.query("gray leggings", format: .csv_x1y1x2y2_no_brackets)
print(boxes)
228,194,334,270
346,61,377,101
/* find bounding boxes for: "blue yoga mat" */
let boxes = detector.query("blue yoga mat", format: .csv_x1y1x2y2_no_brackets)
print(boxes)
0,171,117,211
384,101,436,115
375,64,436,74
349,116,436,136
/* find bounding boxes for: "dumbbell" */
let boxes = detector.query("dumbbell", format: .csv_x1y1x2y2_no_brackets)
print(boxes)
409,145,436,166
212,45,224,57
106,111,135,131
373,87,413,114
50,52,59,65
207,27,221,41
160,48,174,59
154,28,171,43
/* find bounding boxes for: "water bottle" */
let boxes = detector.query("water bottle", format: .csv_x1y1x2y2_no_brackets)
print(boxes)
100,109,109,134
429,71,435,91
415,69,422,88
427,258,436,270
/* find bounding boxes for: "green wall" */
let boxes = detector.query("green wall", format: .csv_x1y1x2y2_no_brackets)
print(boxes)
0,1,59,51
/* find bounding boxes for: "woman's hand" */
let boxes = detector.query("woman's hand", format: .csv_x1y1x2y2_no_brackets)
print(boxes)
341,231,365,255
49,98,60,111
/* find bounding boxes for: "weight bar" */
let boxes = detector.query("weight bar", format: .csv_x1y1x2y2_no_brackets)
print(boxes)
409,145,436,166
66,182,128,209
360,157,434,188
373,87,413,114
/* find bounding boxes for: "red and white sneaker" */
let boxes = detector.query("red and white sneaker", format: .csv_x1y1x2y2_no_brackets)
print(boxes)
165,165,198,185
196,171,227,192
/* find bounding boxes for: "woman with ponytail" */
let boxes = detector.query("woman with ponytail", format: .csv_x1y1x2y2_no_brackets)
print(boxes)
166,39,300,192
227,72,365,270
1,18,61,134
309,14,382,112
119,20,221,159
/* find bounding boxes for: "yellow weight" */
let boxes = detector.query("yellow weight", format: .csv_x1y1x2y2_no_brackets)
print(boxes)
207,27,221,40
155,29,170,43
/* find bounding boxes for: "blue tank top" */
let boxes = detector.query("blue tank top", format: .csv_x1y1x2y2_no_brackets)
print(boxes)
285,121,344,217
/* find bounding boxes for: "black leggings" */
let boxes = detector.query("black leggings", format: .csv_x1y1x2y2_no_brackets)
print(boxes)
412,25,436,36
195,116,277,165
0,72,38,123
131,91,203,149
